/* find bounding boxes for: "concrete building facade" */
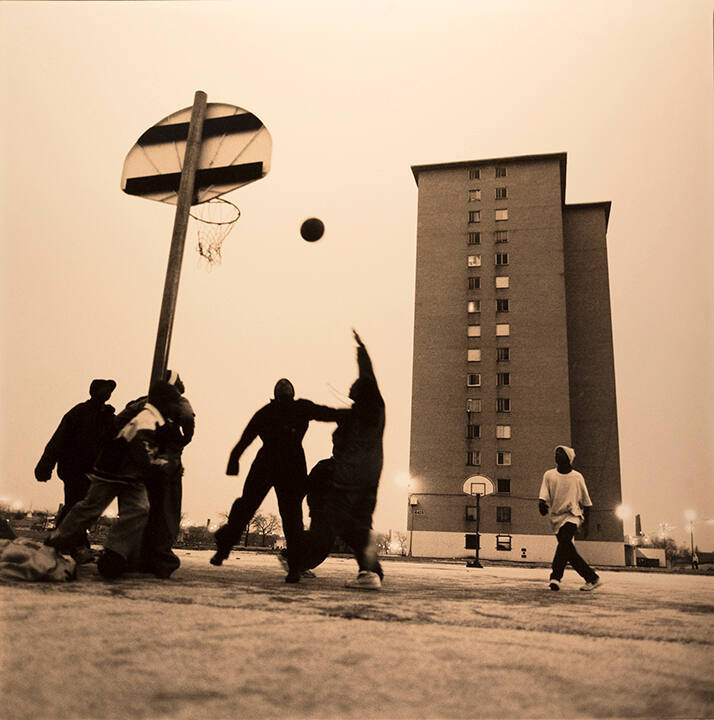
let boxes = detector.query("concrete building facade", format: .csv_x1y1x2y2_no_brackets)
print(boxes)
408,152,624,566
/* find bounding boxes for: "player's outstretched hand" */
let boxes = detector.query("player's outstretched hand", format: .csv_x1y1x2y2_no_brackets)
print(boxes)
352,329,365,348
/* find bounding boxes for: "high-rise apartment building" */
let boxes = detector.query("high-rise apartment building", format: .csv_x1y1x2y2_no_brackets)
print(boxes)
409,153,624,565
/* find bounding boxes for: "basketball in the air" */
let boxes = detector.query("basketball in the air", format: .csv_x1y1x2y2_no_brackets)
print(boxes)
300,217,325,242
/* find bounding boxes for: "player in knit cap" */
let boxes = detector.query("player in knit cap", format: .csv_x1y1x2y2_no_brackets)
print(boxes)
538,445,601,591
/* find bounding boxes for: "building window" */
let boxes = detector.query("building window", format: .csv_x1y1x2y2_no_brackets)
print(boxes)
468,325,481,337
495,252,509,265
495,209,509,222
495,230,508,243
466,398,481,413
496,323,510,336
468,255,481,267
468,300,481,314
496,451,512,466
497,478,511,494
465,506,478,521
496,347,510,362
467,349,481,362
495,187,508,200
497,372,510,386
467,424,480,439
496,534,512,551
468,231,481,245
496,397,511,413
468,276,481,290
467,373,481,387
496,298,509,313
468,210,481,223
496,166,507,177
468,189,481,202
496,424,511,439
467,451,481,466
495,276,510,289
496,506,512,522
469,168,480,180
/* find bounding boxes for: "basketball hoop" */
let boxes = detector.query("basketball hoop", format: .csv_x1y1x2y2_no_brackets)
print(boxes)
189,197,241,265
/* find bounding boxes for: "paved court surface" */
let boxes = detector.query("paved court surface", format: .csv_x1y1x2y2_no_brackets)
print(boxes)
2,550,712,719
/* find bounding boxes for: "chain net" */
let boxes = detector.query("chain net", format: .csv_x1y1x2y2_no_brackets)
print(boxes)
189,197,241,265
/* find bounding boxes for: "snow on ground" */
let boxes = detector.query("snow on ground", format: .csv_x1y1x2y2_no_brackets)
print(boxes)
2,550,712,719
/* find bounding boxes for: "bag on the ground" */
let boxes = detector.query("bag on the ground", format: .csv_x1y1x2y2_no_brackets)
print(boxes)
0,538,76,582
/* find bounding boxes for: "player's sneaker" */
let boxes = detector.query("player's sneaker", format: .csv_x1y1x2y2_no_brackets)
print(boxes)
210,527,232,566
549,578,561,591
301,569,317,578
579,577,602,592
345,570,382,590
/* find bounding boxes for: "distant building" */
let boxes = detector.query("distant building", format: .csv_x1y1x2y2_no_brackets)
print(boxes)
408,152,625,565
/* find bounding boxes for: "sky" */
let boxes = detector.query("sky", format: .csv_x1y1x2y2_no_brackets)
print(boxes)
1,0,712,551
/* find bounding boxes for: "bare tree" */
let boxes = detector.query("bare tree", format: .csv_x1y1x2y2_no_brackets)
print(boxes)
250,513,282,547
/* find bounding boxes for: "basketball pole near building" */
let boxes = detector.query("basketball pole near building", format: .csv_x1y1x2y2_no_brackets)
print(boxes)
149,90,207,389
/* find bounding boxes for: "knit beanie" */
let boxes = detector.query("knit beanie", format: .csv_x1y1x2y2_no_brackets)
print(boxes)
555,445,576,463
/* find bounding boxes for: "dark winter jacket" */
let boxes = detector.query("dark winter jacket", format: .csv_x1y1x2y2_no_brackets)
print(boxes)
330,344,385,490
227,399,341,475
35,399,116,481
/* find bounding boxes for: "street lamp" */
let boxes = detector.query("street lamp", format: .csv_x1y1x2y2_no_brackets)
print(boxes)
684,509,696,565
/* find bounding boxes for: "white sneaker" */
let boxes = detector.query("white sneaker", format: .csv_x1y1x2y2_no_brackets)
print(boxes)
301,569,317,578
344,570,381,590
549,578,560,591
580,577,602,592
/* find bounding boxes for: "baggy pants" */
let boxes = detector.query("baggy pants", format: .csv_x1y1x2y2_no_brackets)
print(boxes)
217,457,306,573
301,480,382,578
136,468,182,577
551,521,598,583
51,475,149,560
56,473,92,548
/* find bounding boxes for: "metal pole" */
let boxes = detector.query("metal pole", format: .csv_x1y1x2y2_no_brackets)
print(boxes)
408,495,413,557
149,90,208,389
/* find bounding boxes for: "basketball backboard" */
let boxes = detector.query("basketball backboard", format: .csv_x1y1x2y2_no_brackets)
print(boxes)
121,102,271,205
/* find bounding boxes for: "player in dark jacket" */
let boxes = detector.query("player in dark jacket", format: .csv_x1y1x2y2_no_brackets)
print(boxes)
292,330,386,589
211,379,341,581
35,379,117,558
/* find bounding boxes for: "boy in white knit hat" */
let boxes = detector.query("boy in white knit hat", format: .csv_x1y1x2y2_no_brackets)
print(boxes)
538,445,601,591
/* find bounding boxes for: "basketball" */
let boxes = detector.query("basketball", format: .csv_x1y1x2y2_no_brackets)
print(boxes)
300,217,324,242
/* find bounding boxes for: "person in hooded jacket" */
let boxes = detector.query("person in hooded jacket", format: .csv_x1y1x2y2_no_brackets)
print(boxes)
34,379,117,559
289,330,386,590
538,445,601,592
115,370,194,578
211,378,341,581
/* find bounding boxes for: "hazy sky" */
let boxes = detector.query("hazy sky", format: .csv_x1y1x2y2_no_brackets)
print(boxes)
1,0,712,550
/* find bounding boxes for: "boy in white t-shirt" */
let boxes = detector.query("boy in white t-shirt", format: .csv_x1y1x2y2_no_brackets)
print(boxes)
538,445,601,591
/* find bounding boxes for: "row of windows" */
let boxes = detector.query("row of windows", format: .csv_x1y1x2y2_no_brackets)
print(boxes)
468,230,509,244
466,348,510,362
468,167,507,180
467,373,510,387
468,209,509,223
467,299,510,313
468,276,509,289
468,324,510,337
468,187,508,201
466,398,511,413
466,424,512,439
467,450,512,466
468,254,509,266
466,507,512,523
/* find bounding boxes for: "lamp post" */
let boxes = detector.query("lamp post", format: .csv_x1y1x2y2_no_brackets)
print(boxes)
684,509,696,566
